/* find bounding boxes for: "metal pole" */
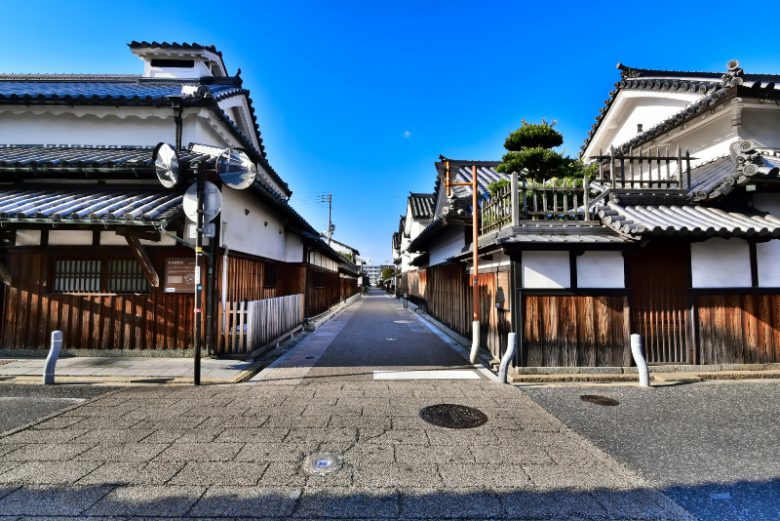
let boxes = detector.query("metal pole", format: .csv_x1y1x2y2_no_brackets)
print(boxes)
194,164,205,385
470,164,481,364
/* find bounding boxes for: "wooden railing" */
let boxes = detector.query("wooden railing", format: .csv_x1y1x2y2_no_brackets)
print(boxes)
218,293,304,356
480,173,590,234
589,147,695,190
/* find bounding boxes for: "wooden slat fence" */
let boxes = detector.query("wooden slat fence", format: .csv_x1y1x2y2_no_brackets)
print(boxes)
524,295,631,367
218,294,304,355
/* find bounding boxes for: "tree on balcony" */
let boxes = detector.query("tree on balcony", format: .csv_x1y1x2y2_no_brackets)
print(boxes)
497,120,591,183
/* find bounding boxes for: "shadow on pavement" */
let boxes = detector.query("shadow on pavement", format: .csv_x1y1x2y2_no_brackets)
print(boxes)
0,480,730,519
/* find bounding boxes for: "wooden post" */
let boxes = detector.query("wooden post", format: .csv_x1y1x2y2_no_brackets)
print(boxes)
583,176,590,221
685,150,692,190
511,171,520,227
472,164,479,323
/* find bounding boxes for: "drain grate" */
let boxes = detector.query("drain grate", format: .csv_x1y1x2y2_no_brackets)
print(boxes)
419,404,488,429
580,394,620,406
302,452,343,476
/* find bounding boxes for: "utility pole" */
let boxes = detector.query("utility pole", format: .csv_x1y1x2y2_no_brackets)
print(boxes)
318,193,334,243
443,159,481,364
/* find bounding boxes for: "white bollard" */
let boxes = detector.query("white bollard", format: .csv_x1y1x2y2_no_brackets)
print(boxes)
469,320,480,364
43,330,63,385
630,333,650,387
498,332,517,384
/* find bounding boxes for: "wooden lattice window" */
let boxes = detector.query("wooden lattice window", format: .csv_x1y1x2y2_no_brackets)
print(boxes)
52,258,149,294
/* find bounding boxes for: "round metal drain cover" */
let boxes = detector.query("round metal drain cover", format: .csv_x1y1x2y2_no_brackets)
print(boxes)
302,452,343,476
419,404,488,429
580,394,620,406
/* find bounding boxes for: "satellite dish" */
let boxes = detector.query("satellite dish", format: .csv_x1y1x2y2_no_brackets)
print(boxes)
183,181,222,224
152,142,180,188
216,148,257,190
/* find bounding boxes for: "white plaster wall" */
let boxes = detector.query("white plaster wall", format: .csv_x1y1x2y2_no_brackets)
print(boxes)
429,227,464,267
467,253,511,274
522,251,570,289
15,230,41,246
577,251,625,288
220,187,288,262
741,108,780,149
99,231,176,247
284,233,304,263
48,230,93,245
752,193,780,215
0,112,177,147
584,90,700,157
756,240,780,287
308,250,338,272
691,238,751,288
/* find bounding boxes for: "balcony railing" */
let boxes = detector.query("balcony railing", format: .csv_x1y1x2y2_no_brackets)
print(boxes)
589,147,695,190
480,174,590,235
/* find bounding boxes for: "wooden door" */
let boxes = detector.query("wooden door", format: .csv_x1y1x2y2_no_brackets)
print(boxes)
628,244,691,364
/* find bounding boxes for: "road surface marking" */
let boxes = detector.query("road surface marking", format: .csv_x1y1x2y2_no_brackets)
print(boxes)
373,370,480,380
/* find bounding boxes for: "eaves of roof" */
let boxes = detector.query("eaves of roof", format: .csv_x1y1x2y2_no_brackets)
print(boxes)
409,192,435,219
0,144,309,236
0,75,290,196
598,202,780,239
128,41,227,75
688,146,780,202
0,186,183,228
580,62,780,158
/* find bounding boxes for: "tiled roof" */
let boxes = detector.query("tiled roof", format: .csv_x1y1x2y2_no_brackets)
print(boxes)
0,77,242,103
409,193,435,219
434,160,505,199
476,222,629,250
598,202,780,238
688,150,780,201
0,75,289,195
0,187,182,226
581,61,780,157
128,41,222,56
0,145,216,172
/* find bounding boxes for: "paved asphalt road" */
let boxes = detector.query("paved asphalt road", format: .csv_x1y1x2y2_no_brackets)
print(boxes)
307,290,480,380
0,384,118,434
522,381,780,521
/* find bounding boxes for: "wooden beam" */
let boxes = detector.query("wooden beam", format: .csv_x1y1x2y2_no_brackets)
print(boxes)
124,234,160,288
116,227,161,242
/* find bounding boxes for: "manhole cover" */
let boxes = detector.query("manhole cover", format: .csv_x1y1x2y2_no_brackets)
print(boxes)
302,452,343,476
419,404,488,429
580,394,620,406
393,320,413,324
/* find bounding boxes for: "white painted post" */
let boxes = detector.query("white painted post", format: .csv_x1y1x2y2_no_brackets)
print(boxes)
498,332,517,384
630,334,650,387
43,330,63,385
470,321,480,364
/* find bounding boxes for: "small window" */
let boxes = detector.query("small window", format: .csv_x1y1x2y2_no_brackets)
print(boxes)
52,258,149,294
264,264,278,288
53,259,101,293
313,272,326,289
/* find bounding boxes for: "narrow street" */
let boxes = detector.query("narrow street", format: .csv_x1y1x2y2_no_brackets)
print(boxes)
0,293,692,520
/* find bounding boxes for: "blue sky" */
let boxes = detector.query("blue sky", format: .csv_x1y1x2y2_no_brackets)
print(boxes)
3,1,780,264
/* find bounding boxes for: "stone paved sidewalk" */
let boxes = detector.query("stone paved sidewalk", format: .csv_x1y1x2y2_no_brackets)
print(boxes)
0,356,259,384
0,378,694,519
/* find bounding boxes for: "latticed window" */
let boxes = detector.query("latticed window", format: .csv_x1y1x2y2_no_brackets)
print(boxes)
52,258,149,294
106,259,149,293
53,260,101,293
